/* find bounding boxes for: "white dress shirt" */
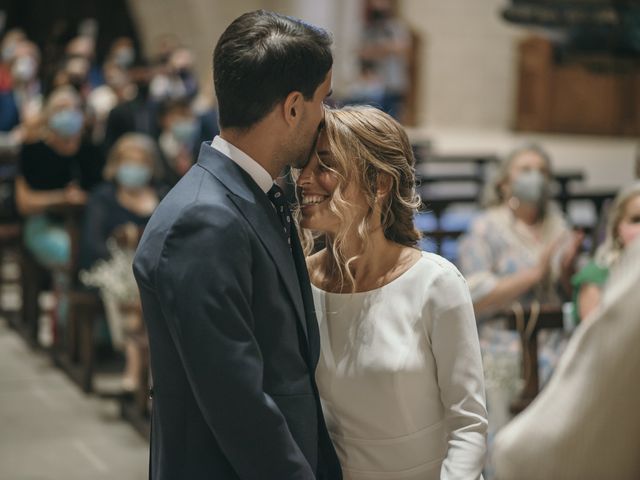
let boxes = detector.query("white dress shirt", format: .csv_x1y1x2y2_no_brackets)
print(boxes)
211,135,273,193
312,252,488,480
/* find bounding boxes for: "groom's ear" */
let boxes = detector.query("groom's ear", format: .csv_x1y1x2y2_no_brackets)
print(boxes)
283,91,303,127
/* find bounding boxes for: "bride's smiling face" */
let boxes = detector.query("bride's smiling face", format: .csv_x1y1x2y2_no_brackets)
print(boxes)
296,132,364,235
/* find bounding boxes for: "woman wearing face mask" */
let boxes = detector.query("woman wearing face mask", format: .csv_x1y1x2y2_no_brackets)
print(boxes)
296,106,488,480
79,133,165,394
457,144,583,477
16,86,104,269
157,98,201,186
0,39,41,135
572,182,640,324
80,133,164,269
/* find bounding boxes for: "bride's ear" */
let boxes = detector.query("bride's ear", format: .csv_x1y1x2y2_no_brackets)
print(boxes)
375,173,392,202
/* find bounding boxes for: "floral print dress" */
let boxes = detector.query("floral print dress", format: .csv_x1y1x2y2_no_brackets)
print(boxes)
458,204,572,476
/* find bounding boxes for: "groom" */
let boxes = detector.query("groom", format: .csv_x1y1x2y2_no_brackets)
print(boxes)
133,10,341,480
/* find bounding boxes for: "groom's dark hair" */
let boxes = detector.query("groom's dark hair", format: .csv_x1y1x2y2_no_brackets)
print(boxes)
213,10,333,130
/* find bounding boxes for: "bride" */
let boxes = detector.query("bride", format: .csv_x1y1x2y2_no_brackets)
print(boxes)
295,106,488,480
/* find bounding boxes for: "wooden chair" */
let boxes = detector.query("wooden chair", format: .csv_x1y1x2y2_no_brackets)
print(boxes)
119,302,151,439
503,303,565,414
47,204,104,392
0,222,22,325
0,145,30,339
17,242,50,347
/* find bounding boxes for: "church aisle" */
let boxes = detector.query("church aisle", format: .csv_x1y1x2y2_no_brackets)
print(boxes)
0,318,148,480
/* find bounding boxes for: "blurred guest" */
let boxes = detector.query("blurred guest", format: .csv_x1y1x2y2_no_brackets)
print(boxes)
458,144,583,476
0,39,42,137
149,32,180,67
103,68,157,153
493,238,640,480
65,35,103,88
0,28,26,92
157,98,207,186
572,182,640,323
359,0,411,119
149,46,198,102
343,59,385,108
590,145,640,251
106,37,137,71
80,133,164,268
80,133,164,393
51,54,92,101
87,61,136,144
15,86,104,269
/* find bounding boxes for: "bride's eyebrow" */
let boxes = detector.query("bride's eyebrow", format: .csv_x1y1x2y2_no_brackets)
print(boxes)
317,150,331,156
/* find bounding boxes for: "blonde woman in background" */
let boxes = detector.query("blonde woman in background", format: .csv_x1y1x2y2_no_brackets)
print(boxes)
457,144,583,477
572,182,640,324
296,106,487,480
80,133,165,394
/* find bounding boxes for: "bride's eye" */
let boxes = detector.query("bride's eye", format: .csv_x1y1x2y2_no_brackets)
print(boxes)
317,155,334,173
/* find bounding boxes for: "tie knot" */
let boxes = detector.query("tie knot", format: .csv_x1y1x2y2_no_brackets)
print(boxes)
268,184,286,206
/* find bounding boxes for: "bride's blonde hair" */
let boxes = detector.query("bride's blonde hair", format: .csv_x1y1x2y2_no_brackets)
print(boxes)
296,105,421,291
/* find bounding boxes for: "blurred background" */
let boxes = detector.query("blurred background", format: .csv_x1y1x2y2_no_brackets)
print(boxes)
0,0,638,479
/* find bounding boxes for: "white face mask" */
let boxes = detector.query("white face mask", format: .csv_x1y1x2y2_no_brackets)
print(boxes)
511,170,548,205
12,56,36,82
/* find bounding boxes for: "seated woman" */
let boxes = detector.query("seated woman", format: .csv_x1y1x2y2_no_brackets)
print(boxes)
296,106,487,480
457,144,583,475
573,182,640,324
16,86,103,269
80,133,165,393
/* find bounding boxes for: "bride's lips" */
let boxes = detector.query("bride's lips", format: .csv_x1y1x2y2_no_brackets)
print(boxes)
300,194,330,210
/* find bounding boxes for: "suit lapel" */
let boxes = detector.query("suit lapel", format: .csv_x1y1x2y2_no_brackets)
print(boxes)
196,143,308,342
290,223,320,366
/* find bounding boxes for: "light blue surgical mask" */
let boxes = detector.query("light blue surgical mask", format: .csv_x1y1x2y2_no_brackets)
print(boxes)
171,119,197,145
12,56,36,82
114,48,135,68
116,163,152,189
512,169,549,205
48,109,84,138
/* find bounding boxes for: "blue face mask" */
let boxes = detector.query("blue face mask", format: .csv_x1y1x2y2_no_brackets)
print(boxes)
171,119,197,145
48,109,84,138
115,163,152,189
114,48,135,68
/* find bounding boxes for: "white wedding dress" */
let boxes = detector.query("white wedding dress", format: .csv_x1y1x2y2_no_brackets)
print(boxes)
312,252,488,480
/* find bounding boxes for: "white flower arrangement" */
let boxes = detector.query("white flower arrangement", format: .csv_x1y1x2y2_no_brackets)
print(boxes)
80,239,138,304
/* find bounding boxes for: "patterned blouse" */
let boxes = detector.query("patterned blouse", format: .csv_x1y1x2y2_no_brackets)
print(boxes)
458,204,570,319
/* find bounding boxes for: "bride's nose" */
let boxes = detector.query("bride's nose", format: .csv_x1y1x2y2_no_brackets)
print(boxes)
296,163,313,187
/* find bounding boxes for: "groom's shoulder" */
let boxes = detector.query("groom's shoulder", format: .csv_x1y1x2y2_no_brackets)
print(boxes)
154,165,238,223
134,168,245,279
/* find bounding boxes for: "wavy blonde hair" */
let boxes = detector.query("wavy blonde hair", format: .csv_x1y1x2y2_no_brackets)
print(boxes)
595,182,640,268
296,105,421,291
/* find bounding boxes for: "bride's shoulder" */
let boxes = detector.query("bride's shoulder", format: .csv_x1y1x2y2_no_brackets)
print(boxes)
415,251,467,287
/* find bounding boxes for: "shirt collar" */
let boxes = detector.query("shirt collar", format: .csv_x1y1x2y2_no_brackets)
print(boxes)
211,135,273,194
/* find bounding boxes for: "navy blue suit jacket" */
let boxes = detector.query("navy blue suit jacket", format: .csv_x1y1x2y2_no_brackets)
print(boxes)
133,142,341,479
